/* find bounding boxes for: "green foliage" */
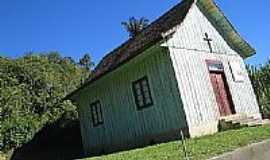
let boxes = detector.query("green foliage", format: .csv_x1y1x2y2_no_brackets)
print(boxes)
79,53,95,71
82,125,270,160
121,17,149,38
247,59,270,118
0,53,91,152
79,53,95,83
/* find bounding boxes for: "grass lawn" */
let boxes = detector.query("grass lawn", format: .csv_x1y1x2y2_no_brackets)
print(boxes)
82,125,270,160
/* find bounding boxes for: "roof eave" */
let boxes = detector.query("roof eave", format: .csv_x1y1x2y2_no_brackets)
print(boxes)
196,0,256,59
64,40,165,101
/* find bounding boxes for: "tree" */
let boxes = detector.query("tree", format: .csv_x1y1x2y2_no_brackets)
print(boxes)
247,59,270,118
63,57,76,65
0,53,89,152
79,53,94,71
79,53,94,84
46,52,61,63
121,17,149,38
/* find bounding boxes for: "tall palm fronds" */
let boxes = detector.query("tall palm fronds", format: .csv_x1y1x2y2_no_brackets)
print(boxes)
121,17,149,38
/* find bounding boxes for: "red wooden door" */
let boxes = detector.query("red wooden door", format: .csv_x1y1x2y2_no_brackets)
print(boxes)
210,72,235,117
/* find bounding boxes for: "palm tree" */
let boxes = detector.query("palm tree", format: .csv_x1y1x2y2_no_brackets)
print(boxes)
79,53,95,84
79,53,94,71
121,17,149,38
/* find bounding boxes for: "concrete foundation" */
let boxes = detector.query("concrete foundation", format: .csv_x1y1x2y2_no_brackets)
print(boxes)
189,121,219,138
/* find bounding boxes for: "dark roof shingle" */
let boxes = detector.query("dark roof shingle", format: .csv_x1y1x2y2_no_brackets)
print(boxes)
93,0,193,81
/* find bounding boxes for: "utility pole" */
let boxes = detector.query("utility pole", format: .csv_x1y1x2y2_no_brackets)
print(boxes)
180,130,189,160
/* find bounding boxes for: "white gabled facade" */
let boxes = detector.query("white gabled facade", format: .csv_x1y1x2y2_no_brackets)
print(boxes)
163,4,261,137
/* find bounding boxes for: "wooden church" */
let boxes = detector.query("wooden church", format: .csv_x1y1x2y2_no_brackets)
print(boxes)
66,0,262,155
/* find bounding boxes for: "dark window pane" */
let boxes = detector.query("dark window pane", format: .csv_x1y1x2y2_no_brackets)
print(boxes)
97,105,103,123
132,76,154,110
136,88,142,96
135,83,141,90
142,80,148,87
90,101,104,127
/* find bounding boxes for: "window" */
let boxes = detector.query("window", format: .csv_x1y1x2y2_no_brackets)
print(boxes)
90,101,104,127
132,76,154,110
206,60,224,72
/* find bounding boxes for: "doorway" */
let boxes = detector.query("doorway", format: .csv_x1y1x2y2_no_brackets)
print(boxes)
206,60,235,117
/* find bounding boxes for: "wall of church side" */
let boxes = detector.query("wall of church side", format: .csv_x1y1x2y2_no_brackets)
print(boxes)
75,45,188,155
164,4,260,137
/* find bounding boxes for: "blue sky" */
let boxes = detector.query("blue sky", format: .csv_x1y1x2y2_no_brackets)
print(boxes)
0,0,269,65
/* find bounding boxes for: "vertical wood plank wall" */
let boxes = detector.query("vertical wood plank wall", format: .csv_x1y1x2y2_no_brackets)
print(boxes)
164,4,260,136
76,45,187,155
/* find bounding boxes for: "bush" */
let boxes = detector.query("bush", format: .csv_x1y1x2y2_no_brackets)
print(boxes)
247,59,270,118
0,53,90,152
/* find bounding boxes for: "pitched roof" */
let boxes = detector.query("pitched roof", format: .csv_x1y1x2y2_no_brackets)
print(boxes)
93,0,193,81
65,0,255,100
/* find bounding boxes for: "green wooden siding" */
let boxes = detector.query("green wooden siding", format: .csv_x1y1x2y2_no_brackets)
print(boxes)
75,45,187,154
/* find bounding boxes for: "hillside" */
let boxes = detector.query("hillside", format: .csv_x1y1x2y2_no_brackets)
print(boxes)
0,52,92,153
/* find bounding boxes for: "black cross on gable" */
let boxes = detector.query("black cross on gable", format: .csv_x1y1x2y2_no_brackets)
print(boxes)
203,33,213,53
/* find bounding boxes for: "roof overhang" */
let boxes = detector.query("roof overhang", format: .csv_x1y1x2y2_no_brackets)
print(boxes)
196,0,256,58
